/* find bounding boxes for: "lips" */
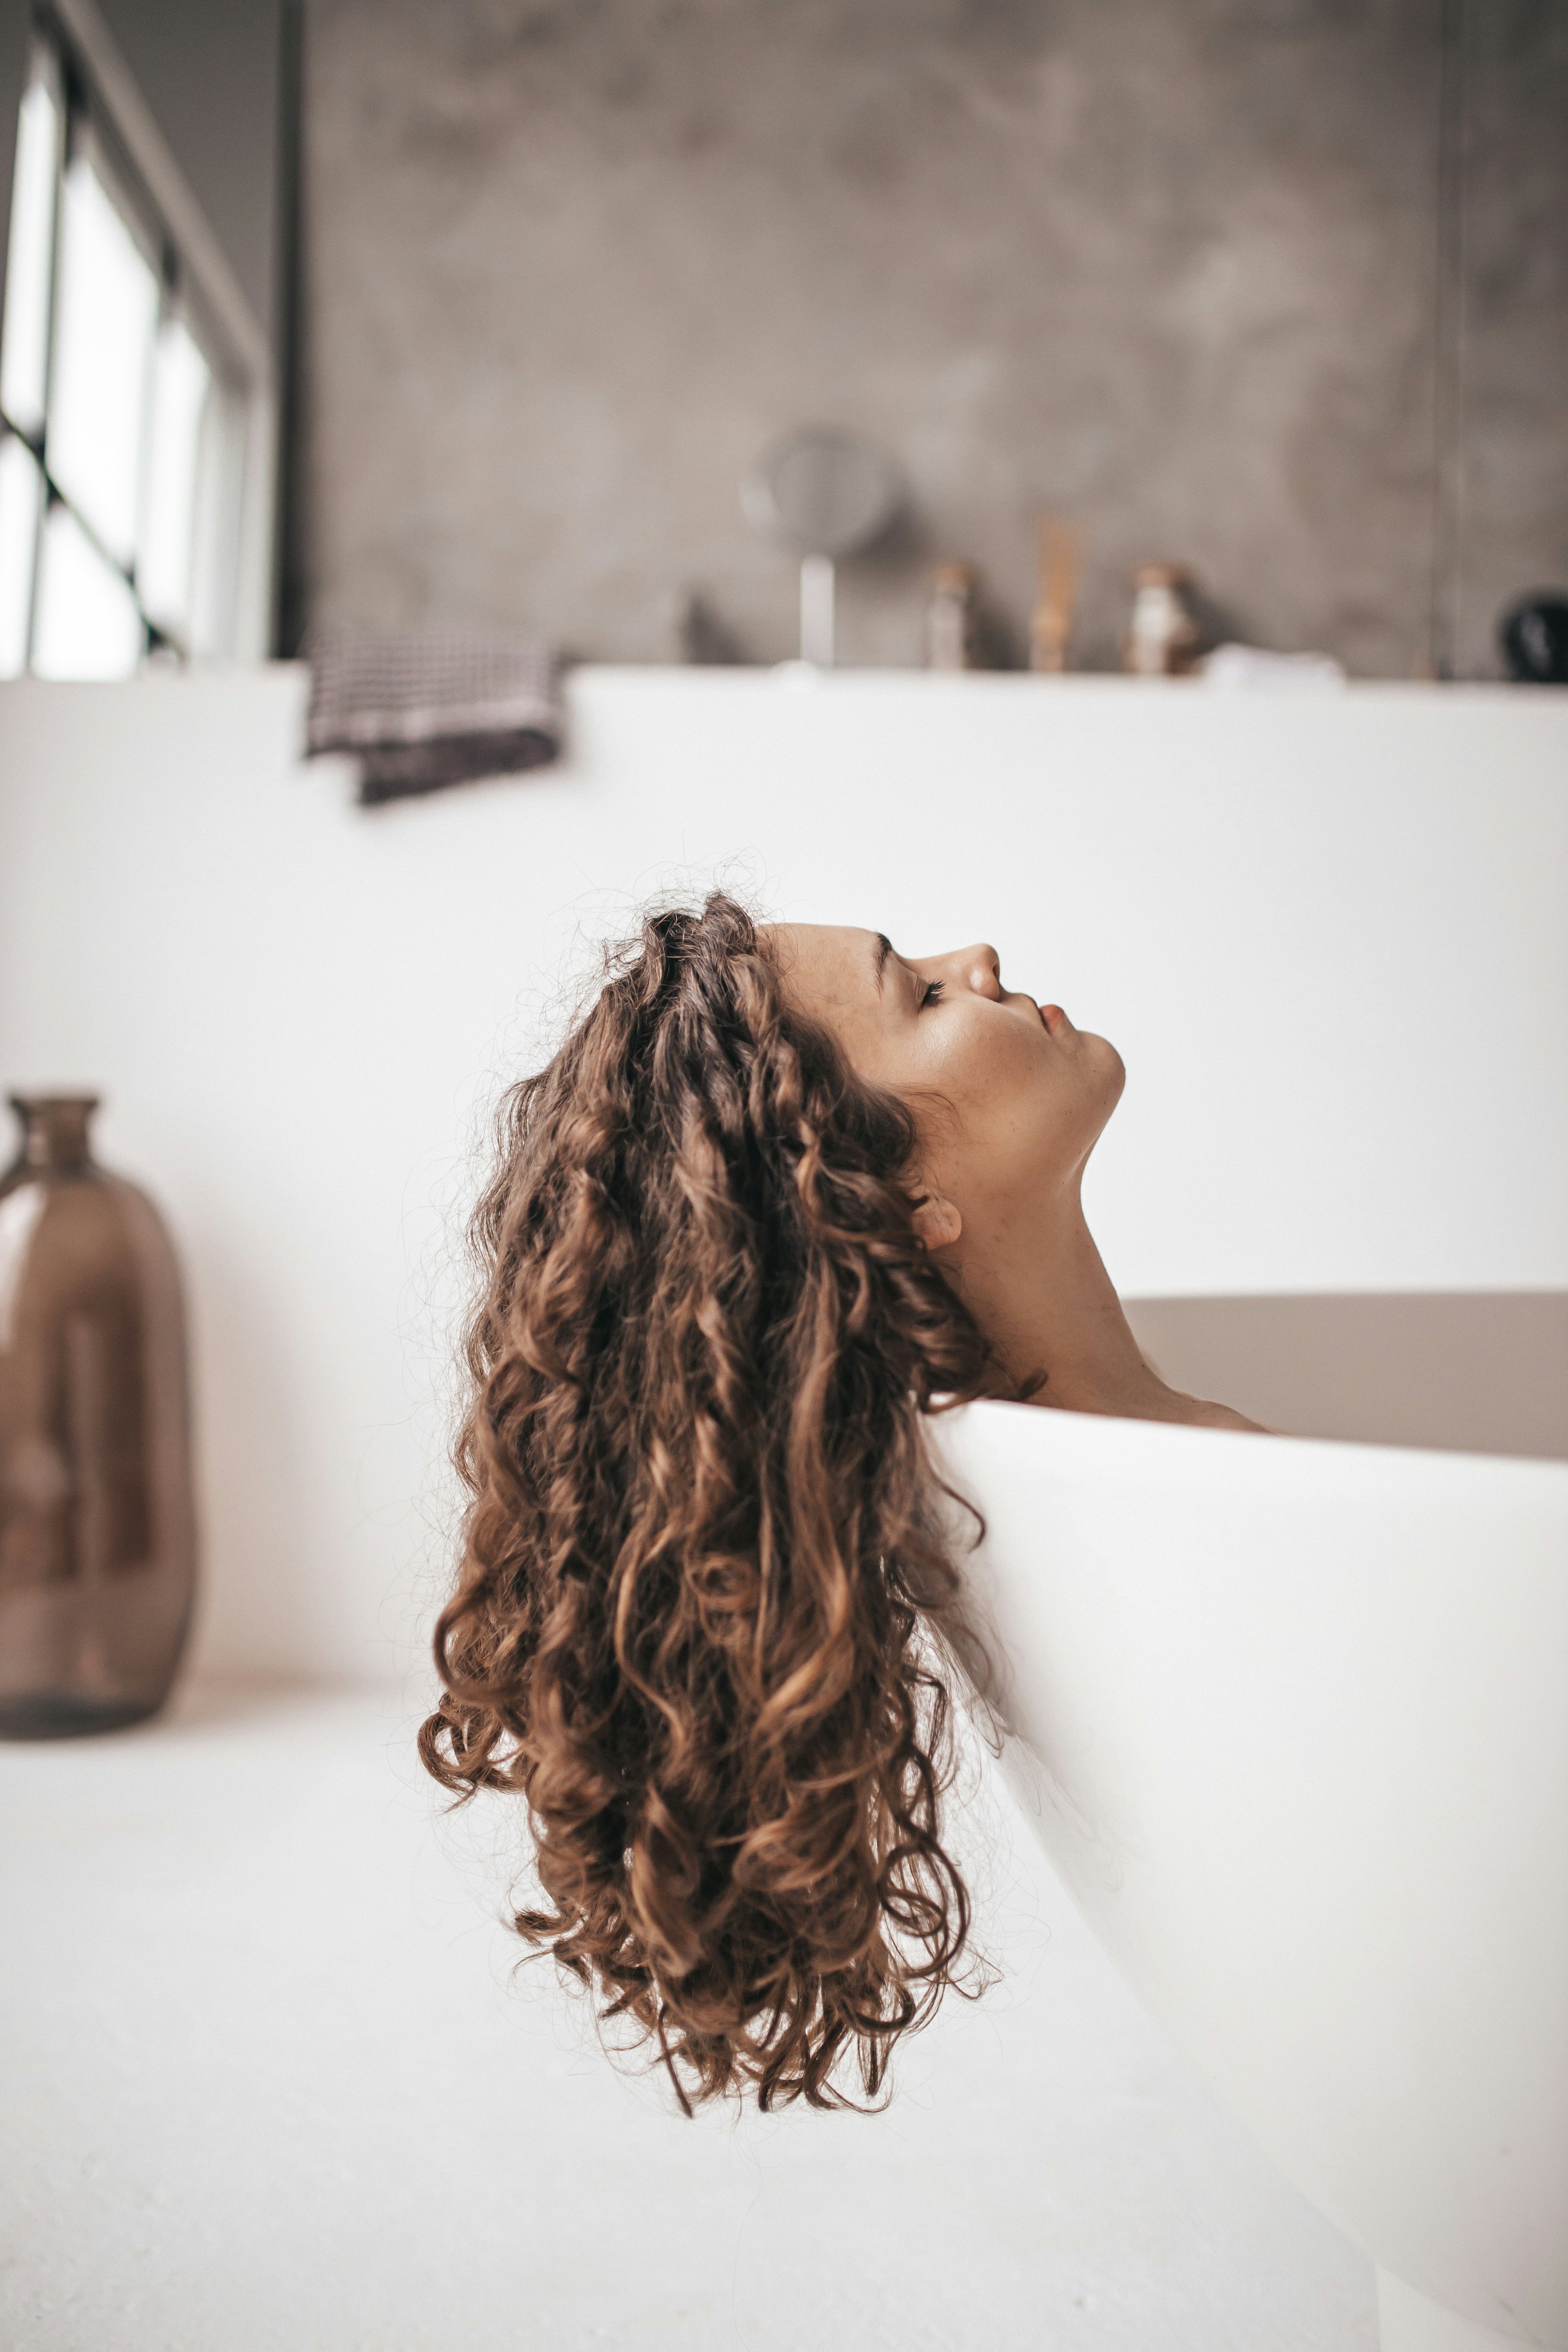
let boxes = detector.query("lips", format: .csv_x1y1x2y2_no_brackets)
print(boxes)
1040,1003,1066,1036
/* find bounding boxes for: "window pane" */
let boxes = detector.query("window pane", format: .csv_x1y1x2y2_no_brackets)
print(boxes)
138,315,210,631
32,501,144,679
0,429,43,674
0,61,61,438
47,148,158,567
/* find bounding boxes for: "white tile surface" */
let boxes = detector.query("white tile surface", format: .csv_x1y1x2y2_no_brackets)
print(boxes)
0,1683,1375,2350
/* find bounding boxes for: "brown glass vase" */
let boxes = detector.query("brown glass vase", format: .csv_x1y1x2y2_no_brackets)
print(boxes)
0,1096,196,1737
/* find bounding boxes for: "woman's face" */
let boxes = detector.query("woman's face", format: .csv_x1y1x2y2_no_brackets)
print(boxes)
767,924,1125,1228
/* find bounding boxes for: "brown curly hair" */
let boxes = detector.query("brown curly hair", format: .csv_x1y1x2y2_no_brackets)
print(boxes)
419,891,995,2112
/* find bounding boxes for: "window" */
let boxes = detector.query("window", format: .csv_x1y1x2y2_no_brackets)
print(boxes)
0,11,271,680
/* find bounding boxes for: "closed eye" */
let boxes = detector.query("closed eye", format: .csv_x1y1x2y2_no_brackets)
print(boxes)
919,978,945,1009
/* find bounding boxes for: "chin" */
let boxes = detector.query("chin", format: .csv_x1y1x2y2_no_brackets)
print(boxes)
1084,1030,1127,1112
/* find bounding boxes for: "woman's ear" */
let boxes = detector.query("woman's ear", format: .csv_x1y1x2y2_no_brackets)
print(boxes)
910,1193,963,1252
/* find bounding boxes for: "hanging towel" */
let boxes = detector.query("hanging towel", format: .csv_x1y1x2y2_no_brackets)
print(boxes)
305,626,562,805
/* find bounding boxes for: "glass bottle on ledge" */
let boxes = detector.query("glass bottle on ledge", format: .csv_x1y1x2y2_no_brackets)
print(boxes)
925,561,983,671
1123,561,1203,676
0,1095,196,1737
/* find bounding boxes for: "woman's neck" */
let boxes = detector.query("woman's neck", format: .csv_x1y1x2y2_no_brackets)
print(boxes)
949,1184,1262,1431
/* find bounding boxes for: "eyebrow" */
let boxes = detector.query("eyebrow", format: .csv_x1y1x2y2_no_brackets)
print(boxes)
873,933,893,991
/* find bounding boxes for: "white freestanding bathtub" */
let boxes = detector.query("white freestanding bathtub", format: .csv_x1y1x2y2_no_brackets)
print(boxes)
933,1355,1568,2352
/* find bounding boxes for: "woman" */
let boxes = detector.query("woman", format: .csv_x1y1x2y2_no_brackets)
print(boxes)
420,892,1259,2116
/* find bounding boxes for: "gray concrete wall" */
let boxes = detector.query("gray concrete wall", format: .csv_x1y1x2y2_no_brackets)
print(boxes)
296,0,1567,676
1450,0,1568,679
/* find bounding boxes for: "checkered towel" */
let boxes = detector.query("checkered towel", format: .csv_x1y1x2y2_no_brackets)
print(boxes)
304,627,561,805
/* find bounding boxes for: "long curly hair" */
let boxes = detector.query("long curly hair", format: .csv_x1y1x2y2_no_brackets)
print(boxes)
419,891,995,2112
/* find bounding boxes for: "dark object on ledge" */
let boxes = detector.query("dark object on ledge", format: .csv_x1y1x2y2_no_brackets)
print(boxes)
1499,594,1568,685
0,1097,196,1739
306,627,562,804
675,587,745,665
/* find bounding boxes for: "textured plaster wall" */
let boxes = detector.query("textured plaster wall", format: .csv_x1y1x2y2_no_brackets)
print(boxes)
1450,0,1568,678
296,0,1568,676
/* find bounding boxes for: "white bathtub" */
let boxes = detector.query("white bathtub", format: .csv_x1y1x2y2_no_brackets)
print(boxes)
933,1297,1568,2352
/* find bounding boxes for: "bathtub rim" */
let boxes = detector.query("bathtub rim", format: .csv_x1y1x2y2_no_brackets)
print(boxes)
925,1392,1568,1498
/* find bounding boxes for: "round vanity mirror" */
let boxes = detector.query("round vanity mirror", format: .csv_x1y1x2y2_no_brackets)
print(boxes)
742,426,902,559
742,428,902,668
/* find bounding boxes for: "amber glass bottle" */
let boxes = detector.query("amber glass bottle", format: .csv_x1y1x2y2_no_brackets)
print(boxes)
0,1096,196,1736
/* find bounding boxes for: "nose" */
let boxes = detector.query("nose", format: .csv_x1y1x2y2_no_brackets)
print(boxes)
953,943,1003,1001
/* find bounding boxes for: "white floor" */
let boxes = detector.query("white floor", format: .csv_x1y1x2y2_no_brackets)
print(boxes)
0,1683,1375,2351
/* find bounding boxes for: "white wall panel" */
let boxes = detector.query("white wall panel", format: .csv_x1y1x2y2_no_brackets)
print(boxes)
1,668,1564,1678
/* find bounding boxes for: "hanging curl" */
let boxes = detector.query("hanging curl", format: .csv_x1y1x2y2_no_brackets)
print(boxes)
420,891,992,2111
